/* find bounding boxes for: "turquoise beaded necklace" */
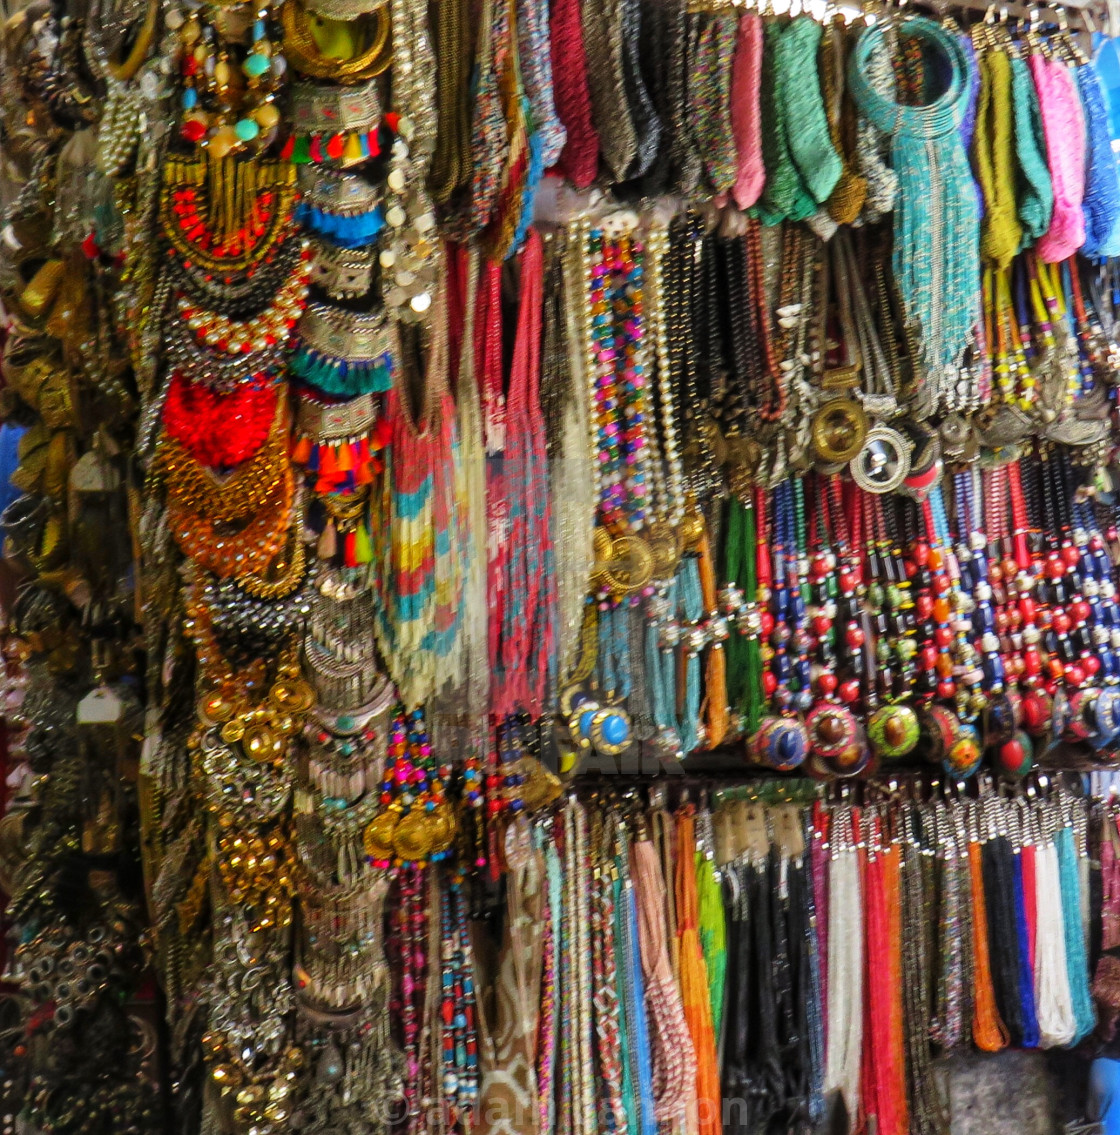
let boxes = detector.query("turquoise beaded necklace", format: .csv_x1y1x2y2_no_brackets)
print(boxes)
849,17,980,384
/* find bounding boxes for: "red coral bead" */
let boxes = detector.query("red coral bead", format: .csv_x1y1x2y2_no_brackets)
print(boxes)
838,679,861,704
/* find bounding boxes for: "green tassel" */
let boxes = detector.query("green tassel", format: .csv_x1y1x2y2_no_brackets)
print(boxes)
758,21,817,222
778,17,842,205
293,135,312,165
744,499,763,734
353,519,373,565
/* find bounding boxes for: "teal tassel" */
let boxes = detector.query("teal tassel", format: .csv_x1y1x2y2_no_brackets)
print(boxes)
1011,56,1054,246
779,17,843,204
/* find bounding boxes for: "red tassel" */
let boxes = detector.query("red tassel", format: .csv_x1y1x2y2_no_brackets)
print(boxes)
343,529,358,568
309,135,325,163
326,133,345,160
280,134,295,161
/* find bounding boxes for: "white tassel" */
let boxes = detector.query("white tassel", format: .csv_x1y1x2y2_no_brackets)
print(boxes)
824,813,863,1129
1035,838,1076,1048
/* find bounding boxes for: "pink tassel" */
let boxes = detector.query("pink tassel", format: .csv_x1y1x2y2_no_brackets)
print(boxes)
731,13,766,211
1033,54,1086,262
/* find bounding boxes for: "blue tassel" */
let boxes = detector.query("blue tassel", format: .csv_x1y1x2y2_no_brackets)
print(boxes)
296,203,385,249
1079,62,1120,257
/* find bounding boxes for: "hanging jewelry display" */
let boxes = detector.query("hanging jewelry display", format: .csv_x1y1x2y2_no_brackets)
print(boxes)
8,0,1120,1131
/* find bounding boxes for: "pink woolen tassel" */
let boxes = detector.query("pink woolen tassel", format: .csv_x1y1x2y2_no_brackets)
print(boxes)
1032,54,1086,262
731,12,765,211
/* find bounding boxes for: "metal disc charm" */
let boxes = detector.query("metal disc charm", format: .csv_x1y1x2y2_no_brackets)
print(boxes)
810,399,868,464
850,426,912,494
597,535,654,597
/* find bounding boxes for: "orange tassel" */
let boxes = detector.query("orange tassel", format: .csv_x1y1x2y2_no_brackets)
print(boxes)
696,529,729,748
675,815,721,1135
969,841,1010,1051
335,441,354,473
291,435,312,465
704,646,729,749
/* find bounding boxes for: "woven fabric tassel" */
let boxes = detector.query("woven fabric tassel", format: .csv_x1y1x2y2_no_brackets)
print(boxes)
1035,838,1076,1048
730,13,765,209
779,16,842,205
757,20,816,223
551,0,599,187
822,18,868,226
1011,55,1054,246
517,0,566,168
824,815,863,1120
1032,53,1087,262
974,46,1022,269
1078,61,1120,257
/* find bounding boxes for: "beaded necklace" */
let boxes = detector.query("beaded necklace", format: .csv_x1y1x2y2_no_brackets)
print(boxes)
439,869,479,1124
850,17,980,385
588,224,650,534
591,809,628,1135
374,281,468,708
364,707,454,867
175,2,285,156
480,230,558,718
394,864,430,1133
644,223,686,533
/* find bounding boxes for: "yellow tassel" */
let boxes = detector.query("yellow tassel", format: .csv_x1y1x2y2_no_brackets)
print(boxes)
343,132,364,165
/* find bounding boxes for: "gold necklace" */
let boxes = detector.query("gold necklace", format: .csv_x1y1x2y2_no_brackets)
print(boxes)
107,0,159,81
281,0,391,82
169,466,294,580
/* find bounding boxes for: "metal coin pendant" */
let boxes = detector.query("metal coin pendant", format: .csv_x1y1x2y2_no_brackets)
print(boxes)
811,399,868,464
362,810,398,860
850,425,912,494
600,535,654,597
645,520,682,579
